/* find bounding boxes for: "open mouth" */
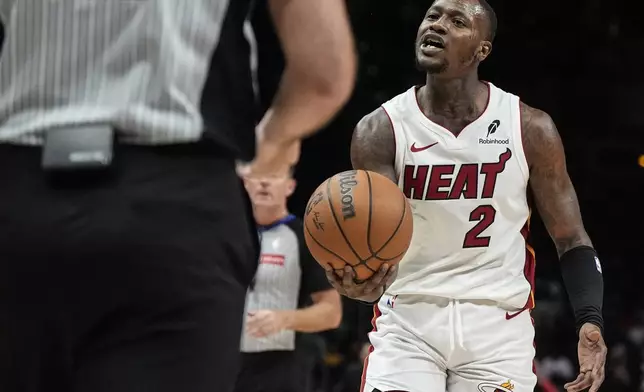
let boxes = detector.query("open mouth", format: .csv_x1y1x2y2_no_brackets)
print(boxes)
421,35,445,50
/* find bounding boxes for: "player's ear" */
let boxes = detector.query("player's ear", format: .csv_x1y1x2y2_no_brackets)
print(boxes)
477,41,492,62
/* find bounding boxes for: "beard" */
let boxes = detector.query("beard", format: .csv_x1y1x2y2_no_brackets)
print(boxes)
415,55,449,74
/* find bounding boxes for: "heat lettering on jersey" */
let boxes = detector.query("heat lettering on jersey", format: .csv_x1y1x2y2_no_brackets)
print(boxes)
402,148,512,249
402,149,512,201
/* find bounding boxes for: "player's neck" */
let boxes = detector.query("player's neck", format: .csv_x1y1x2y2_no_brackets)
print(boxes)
422,72,482,118
254,207,290,227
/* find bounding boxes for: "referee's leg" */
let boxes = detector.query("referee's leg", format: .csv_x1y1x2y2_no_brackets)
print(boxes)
71,144,260,392
235,352,311,392
0,143,259,392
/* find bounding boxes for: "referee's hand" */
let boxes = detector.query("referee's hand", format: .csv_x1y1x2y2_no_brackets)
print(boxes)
324,264,397,304
246,310,288,338
237,110,301,179
238,138,300,180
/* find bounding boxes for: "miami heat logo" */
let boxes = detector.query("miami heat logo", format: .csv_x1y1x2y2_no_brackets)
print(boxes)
477,380,514,392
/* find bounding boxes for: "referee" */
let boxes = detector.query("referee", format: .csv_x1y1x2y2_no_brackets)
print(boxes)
0,1,356,392
235,170,342,392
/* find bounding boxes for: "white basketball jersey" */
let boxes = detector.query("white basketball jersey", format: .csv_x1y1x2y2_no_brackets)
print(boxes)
382,83,535,310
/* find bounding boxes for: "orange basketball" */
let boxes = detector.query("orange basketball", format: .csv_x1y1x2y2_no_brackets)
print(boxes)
303,170,413,282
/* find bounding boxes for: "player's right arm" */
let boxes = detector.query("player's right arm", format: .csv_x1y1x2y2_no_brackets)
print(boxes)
324,108,398,304
350,108,397,183
243,0,357,178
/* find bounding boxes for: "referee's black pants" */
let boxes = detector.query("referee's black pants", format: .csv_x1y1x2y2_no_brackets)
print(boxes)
0,141,259,392
234,351,315,392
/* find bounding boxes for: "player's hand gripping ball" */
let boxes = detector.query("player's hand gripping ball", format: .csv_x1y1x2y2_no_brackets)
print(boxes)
303,170,413,283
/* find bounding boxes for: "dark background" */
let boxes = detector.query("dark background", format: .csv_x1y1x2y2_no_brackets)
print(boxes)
253,1,643,391
1,1,641,390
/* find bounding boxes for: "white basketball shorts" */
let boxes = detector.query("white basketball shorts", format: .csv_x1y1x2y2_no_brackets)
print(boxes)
361,294,537,392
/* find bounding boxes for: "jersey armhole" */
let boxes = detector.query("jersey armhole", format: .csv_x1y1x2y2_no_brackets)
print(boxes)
513,98,530,183
381,103,407,185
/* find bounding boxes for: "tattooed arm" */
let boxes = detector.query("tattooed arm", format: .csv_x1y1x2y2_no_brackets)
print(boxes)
521,103,593,256
350,107,397,183
324,107,398,303
522,103,606,392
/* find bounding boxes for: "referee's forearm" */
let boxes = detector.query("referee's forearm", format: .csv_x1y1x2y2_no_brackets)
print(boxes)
281,303,341,333
263,68,354,143
266,0,356,143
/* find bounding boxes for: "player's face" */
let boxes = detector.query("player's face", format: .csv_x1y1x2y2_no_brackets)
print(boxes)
244,175,295,209
415,0,490,75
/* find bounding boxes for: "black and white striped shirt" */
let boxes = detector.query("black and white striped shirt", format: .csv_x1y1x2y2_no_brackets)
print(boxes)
241,216,330,353
0,0,259,160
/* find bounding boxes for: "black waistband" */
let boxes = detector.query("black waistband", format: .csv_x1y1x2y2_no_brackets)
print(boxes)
0,137,237,188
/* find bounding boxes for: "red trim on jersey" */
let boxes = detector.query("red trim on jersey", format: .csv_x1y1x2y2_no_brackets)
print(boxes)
360,305,382,392
521,211,537,311
525,215,538,379
413,81,491,139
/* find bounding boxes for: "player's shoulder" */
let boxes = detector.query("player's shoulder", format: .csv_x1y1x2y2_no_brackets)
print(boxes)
356,106,391,134
380,85,417,115
519,102,563,167
352,106,397,168
520,102,555,130
355,85,415,133
487,80,554,133
520,102,559,140
351,105,397,177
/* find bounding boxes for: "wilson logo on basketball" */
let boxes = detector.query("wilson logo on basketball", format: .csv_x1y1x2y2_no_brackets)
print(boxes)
303,170,413,282
337,170,358,220
260,254,285,266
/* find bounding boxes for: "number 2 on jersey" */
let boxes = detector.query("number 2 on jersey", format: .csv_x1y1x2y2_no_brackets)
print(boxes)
463,205,497,248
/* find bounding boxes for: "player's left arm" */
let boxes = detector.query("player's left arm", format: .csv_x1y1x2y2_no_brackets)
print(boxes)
522,102,603,330
521,104,593,256
522,103,606,391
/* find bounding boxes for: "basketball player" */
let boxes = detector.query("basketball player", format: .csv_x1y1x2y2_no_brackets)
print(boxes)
324,1,607,392
0,1,355,392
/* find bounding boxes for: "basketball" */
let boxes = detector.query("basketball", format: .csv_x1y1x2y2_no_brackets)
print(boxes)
303,170,413,282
